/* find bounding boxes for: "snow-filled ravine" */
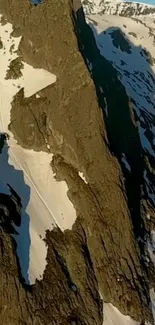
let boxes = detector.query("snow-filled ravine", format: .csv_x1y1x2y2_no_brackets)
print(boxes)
0,15,77,284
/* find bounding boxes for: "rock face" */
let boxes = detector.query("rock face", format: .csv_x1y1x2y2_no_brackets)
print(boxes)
0,0,154,324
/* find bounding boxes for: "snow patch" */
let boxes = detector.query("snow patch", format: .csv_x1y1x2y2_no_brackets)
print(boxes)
150,288,155,323
147,213,151,220
103,303,140,325
103,96,108,116
144,170,155,204
78,171,88,184
0,16,77,284
121,153,131,172
148,230,155,267
99,292,150,324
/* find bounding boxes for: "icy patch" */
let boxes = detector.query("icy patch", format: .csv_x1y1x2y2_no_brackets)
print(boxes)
103,96,108,117
148,230,155,266
138,122,155,158
0,16,77,283
150,288,155,323
86,57,93,71
121,153,131,172
31,0,43,5
78,171,88,184
144,170,155,204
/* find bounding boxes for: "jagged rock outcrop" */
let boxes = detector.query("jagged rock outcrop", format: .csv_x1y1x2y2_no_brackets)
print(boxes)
0,0,154,324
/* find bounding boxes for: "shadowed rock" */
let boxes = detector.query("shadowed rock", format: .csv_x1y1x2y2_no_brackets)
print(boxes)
0,0,154,324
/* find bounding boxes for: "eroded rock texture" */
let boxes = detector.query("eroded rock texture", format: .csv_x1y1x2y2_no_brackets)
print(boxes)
0,0,154,324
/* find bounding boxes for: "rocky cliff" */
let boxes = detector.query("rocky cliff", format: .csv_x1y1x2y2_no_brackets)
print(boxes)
0,0,154,324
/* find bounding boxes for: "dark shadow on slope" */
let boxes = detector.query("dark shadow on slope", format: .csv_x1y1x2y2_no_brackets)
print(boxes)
72,7,155,264
0,133,31,285
88,23,155,207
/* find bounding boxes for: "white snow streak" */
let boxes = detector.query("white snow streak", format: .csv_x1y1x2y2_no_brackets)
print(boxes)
121,153,131,172
148,230,155,267
0,16,77,284
150,288,155,323
78,171,88,184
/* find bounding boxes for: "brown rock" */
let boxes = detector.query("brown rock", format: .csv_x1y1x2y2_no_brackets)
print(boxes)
0,0,153,324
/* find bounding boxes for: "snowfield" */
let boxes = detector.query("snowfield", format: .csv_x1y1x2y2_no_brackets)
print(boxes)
84,11,155,204
0,16,77,284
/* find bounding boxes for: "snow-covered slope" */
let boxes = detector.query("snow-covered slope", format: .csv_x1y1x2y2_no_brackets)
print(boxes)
84,11,155,204
103,303,140,325
82,0,155,16
102,298,151,324
0,16,77,284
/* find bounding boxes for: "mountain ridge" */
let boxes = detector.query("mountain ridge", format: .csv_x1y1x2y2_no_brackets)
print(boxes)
0,0,155,324
82,0,155,16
